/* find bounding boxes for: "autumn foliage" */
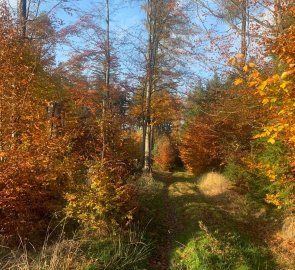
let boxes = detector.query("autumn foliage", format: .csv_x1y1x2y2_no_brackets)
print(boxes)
0,0,294,258
181,6,295,208
153,135,177,171
245,7,294,207
180,82,262,174
0,4,137,241
0,7,71,238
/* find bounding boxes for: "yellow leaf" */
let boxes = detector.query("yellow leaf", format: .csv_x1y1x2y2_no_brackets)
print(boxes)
234,78,243,86
258,81,268,92
249,62,256,68
271,74,280,81
228,57,236,65
277,125,285,131
281,71,290,79
253,134,261,139
236,53,244,59
243,65,248,72
280,81,289,89
268,138,276,144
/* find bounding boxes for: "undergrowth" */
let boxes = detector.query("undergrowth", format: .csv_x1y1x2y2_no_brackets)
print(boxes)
171,221,275,270
0,223,151,270
168,171,278,270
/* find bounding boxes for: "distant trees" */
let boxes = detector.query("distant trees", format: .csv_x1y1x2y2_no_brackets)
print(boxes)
0,0,293,244
180,75,262,174
140,0,192,172
153,135,177,171
181,2,294,208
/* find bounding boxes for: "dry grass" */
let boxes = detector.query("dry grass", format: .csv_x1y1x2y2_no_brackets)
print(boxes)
198,172,233,197
0,223,89,270
0,239,88,270
197,172,295,269
0,222,151,270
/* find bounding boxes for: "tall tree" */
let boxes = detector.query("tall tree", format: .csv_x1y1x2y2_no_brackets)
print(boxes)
214,0,249,65
142,0,157,172
18,0,27,37
101,0,111,160
141,0,192,172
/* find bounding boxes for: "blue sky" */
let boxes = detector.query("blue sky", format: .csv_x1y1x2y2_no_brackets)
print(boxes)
6,0,240,89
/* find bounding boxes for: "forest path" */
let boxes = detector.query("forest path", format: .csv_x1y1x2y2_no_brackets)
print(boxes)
148,171,280,270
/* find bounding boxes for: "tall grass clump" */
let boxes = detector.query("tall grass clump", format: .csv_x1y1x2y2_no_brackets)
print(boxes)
0,221,151,270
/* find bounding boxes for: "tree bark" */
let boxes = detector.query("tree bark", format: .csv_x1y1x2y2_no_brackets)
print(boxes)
274,0,283,36
240,0,248,67
18,0,27,37
143,0,157,173
101,0,111,161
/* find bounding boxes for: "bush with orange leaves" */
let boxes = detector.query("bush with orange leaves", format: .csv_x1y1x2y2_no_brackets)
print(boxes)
153,136,178,171
180,115,221,174
0,5,74,241
180,80,262,175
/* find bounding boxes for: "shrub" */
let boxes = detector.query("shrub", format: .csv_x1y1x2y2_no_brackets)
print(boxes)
153,136,177,171
224,140,293,209
65,160,138,228
0,5,72,241
245,140,293,208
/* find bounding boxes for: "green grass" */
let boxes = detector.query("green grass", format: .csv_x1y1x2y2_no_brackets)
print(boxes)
171,227,275,270
1,170,281,270
166,172,277,270
83,229,151,270
0,224,151,270
135,172,170,269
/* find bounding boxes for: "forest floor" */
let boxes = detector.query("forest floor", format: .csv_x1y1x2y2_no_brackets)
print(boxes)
145,171,295,270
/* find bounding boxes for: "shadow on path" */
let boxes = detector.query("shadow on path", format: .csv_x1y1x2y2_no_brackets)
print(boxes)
149,171,279,270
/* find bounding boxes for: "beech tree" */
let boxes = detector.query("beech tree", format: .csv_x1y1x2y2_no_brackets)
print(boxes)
0,3,72,239
141,0,193,172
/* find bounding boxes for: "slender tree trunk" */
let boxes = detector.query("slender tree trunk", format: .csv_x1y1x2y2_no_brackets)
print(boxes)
141,82,147,168
101,0,111,161
143,0,157,173
144,79,152,172
240,0,248,67
18,0,27,37
105,0,111,89
0,93,3,162
142,0,163,172
274,0,283,36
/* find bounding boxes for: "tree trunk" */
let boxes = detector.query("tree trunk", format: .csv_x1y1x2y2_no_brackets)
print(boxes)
18,0,27,37
143,78,153,172
143,0,157,173
105,0,111,89
141,82,147,168
101,0,111,161
274,0,283,36
240,0,248,67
